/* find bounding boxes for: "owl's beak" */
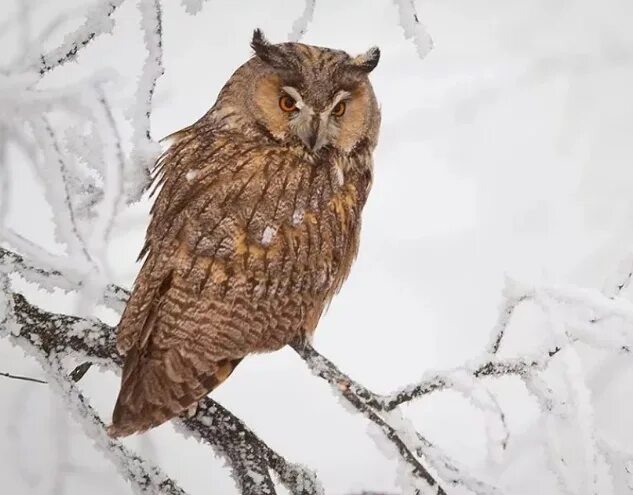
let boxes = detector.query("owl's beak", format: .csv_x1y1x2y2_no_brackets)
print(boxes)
298,115,325,152
306,126,319,150
294,107,328,153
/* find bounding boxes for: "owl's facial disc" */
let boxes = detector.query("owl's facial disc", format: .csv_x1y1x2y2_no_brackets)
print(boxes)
247,31,380,154
281,86,350,153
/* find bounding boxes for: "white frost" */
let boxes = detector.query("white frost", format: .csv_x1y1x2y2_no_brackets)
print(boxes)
288,0,316,42
392,0,433,59
128,0,164,201
180,0,208,15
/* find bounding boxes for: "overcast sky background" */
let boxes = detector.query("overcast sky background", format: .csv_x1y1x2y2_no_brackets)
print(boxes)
2,0,633,494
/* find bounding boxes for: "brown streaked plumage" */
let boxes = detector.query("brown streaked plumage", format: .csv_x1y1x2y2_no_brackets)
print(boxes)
108,29,381,437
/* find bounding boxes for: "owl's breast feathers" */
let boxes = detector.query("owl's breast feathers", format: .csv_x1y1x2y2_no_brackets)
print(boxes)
109,127,373,436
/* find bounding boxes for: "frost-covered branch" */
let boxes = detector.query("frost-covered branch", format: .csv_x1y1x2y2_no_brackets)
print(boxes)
288,0,316,42
0,370,47,384
128,0,165,201
292,342,449,494
392,0,433,59
180,0,210,16
36,1,125,75
2,284,321,495
0,246,128,314
3,292,187,495
381,356,543,411
287,0,433,58
288,272,633,493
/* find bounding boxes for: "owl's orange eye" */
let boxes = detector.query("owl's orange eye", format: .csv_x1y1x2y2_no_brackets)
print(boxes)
279,95,297,112
331,101,346,117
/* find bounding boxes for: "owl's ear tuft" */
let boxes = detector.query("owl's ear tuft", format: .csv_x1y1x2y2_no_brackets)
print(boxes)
350,47,380,73
251,29,270,54
251,29,287,69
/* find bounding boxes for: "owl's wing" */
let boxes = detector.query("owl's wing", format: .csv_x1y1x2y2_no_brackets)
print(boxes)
108,130,315,437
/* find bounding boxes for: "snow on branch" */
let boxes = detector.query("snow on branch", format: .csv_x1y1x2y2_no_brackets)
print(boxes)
128,0,165,202
180,0,210,16
0,247,128,313
392,0,433,59
2,290,186,494
291,272,633,493
288,0,316,42
36,1,125,75
0,0,168,312
380,356,543,411
292,341,449,494
2,285,322,495
288,0,433,59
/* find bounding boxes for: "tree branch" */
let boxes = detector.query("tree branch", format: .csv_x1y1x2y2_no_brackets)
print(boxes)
36,1,125,75
292,341,449,495
5,287,321,495
0,370,47,384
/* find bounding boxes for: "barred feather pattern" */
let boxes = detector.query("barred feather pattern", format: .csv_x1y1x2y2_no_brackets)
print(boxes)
109,33,379,436
109,126,373,436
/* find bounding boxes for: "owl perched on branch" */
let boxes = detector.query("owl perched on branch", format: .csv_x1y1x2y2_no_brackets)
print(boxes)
108,29,381,437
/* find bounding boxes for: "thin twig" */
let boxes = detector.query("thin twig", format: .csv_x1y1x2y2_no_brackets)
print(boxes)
0,371,47,384
37,1,125,75
381,356,543,411
292,341,448,495
288,0,316,42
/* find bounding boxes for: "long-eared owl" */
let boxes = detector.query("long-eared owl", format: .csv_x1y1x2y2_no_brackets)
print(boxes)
108,29,381,437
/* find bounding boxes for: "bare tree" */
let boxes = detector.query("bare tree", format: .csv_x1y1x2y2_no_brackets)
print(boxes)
2,1,633,494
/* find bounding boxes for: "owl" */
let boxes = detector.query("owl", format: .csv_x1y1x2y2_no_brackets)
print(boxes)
108,29,381,437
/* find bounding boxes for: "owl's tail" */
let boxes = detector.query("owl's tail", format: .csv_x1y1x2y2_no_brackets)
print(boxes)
107,347,242,437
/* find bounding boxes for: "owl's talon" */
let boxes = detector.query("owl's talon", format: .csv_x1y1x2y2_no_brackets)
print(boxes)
186,403,199,418
337,379,351,392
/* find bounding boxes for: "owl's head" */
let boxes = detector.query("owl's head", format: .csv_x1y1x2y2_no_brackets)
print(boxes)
214,30,381,156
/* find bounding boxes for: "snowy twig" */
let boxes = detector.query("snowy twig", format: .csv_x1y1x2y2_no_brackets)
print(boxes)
486,285,530,354
30,117,97,269
90,85,125,264
36,1,125,75
128,0,165,201
381,356,543,411
180,399,322,495
180,0,210,16
292,341,449,495
0,246,128,314
0,370,47,384
288,0,316,42
392,0,433,59
410,431,503,495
